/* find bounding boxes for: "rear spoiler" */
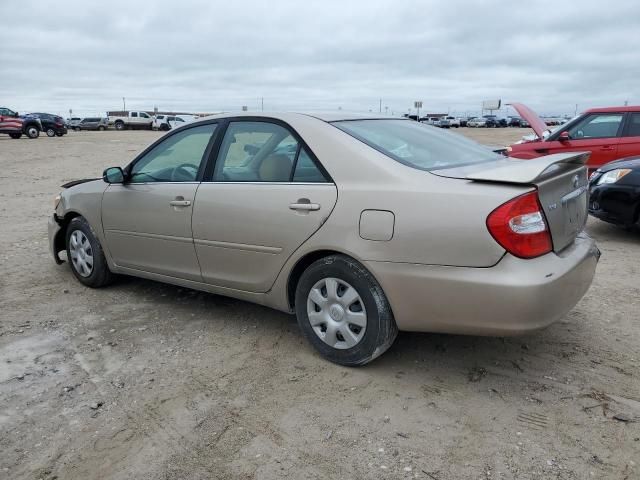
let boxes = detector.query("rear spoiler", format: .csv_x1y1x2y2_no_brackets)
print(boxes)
465,152,590,185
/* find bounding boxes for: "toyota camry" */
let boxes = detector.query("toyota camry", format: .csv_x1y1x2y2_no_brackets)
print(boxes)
49,112,600,365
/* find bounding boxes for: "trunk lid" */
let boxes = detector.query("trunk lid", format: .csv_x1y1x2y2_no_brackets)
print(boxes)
507,102,550,139
432,152,591,253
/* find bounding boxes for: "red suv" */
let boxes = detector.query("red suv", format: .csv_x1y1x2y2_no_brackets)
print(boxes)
507,103,640,169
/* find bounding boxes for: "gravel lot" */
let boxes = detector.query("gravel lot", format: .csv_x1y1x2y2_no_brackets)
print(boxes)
1,128,638,480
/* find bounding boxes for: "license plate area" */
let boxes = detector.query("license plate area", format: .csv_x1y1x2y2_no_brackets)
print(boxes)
537,167,589,253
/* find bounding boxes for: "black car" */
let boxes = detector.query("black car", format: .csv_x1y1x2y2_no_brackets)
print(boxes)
589,156,640,229
483,116,508,128
30,113,67,137
507,116,523,127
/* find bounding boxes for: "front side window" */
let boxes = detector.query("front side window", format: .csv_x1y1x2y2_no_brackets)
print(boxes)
624,113,640,137
129,124,217,183
140,112,150,118
334,119,500,171
214,121,299,182
567,114,623,139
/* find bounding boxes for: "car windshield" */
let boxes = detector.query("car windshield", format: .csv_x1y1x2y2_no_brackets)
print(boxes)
333,119,501,171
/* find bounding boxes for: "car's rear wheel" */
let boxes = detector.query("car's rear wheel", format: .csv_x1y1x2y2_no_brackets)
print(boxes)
66,217,114,288
46,128,55,137
26,125,39,139
114,121,124,131
295,254,397,366
98,126,105,131
9,133,22,139
56,132,64,137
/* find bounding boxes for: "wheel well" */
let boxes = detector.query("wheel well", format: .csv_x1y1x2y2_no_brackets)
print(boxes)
54,212,81,254
287,250,343,310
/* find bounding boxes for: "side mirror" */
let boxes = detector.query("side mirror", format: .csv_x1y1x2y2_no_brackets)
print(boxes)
558,131,571,142
103,167,125,184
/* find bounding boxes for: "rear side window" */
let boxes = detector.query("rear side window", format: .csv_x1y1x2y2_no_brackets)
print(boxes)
293,148,327,182
624,113,640,137
333,119,500,171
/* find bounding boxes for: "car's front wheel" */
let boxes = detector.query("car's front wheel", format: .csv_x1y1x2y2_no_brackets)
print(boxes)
114,121,124,131
9,133,22,139
295,255,397,366
66,217,114,288
46,128,55,137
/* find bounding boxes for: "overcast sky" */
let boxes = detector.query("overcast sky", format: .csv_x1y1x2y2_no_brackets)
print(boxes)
1,0,638,118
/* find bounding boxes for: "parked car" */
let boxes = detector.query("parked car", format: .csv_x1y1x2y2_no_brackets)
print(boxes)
507,116,523,127
108,111,154,130
167,115,193,130
153,115,170,131
467,117,487,127
445,116,460,128
68,117,82,129
0,107,41,139
436,117,451,128
29,113,67,137
48,113,599,366
77,117,109,131
483,115,507,128
508,103,640,169
589,156,640,229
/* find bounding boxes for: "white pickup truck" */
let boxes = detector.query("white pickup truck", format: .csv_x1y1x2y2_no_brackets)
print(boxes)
108,111,154,130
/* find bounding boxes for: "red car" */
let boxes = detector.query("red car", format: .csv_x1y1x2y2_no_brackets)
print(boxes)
507,103,640,169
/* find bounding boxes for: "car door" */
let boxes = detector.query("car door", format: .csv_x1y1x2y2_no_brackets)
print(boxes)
0,108,21,133
192,120,337,292
540,113,624,168
139,111,152,128
102,122,218,280
618,113,640,160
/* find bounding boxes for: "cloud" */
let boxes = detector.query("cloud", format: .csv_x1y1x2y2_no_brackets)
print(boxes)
1,0,638,117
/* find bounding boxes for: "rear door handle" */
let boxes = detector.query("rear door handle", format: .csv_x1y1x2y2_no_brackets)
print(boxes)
170,197,192,207
289,200,320,211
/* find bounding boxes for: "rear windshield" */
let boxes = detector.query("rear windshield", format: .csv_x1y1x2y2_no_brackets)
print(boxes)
333,119,500,171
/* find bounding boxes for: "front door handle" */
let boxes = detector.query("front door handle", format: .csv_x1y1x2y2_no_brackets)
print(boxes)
600,145,614,151
289,199,320,211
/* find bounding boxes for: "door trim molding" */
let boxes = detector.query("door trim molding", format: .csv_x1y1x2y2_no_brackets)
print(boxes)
105,229,194,244
193,238,283,254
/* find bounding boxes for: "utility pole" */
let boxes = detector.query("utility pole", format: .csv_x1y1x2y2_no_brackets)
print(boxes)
261,97,264,111
379,98,382,113
123,97,126,112
574,104,578,116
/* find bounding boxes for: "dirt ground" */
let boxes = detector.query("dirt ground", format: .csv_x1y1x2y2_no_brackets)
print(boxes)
1,127,638,480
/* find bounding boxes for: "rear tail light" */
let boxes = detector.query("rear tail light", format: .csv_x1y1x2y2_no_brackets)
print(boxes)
486,191,552,259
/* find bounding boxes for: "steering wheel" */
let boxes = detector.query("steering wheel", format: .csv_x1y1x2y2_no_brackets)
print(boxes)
171,163,198,181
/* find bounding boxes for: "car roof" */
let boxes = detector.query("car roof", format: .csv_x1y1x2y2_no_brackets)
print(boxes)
197,111,401,123
585,106,640,113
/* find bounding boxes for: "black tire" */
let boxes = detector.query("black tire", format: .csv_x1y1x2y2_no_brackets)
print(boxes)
114,121,125,131
98,126,105,131
56,132,64,137
9,133,22,139
46,128,55,137
25,125,40,139
294,255,397,366
65,216,114,288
